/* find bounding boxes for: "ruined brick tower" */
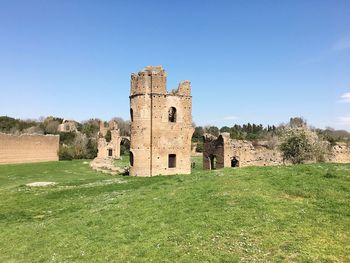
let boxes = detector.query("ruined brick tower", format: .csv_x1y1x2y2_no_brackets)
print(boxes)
129,66,194,176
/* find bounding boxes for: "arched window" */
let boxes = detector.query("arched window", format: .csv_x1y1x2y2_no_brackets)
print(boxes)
130,108,134,122
130,152,134,166
168,107,177,123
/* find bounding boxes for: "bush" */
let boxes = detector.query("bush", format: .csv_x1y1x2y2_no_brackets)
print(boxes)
59,132,76,145
105,130,112,143
280,134,313,164
86,138,98,159
195,141,203,153
81,119,100,137
59,146,74,160
121,139,130,155
279,127,330,164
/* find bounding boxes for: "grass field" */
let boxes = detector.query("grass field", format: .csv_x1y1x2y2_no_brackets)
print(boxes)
0,157,349,262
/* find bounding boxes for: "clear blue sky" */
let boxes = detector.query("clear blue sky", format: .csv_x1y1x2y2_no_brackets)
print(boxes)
1,0,350,130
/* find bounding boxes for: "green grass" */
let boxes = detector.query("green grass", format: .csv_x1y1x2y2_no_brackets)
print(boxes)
113,154,130,168
0,158,349,262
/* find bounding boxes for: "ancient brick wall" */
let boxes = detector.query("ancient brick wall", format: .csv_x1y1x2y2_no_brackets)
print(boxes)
129,66,194,176
203,133,282,169
203,133,350,169
0,133,59,164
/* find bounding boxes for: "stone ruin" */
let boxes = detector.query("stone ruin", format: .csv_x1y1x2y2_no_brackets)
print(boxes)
203,132,282,169
90,120,128,174
57,119,78,133
97,120,121,159
129,66,194,176
203,132,350,170
331,142,350,163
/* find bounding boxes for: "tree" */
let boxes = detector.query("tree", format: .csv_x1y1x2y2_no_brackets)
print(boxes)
279,127,330,164
105,130,112,142
220,126,230,133
204,126,219,137
86,138,98,159
192,126,204,142
72,133,88,159
280,133,313,164
43,120,60,134
81,119,100,138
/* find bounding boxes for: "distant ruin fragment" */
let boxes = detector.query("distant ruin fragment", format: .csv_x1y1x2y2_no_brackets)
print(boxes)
203,133,350,169
129,66,194,176
97,120,121,159
57,119,78,133
203,132,283,169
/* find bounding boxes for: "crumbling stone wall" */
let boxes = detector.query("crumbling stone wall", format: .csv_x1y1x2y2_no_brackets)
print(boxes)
203,133,226,169
0,133,59,164
203,133,350,169
57,119,78,132
203,132,283,169
97,120,121,159
329,142,350,163
129,66,194,176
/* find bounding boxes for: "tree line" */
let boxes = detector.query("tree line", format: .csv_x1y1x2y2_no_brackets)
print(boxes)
1,116,349,163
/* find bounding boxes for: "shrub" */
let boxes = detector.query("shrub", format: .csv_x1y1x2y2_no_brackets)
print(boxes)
59,146,74,160
121,139,130,155
279,127,330,164
86,138,98,159
59,132,76,145
195,141,203,153
105,130,112,143
280,134,313,164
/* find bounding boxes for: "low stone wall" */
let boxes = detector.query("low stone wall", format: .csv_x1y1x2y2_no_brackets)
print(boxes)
329,142,350,163
230,141,350,167
227,140,283,167
0,133,59,164
203,132,350,169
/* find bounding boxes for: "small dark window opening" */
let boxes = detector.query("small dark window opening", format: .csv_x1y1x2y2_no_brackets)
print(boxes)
231,156,239,167
108,149,113,157
168,107,177,123
130,152,134,166
168,154,176,168
130,108,134,122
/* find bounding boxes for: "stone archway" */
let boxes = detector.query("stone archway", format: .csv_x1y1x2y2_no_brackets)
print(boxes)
231,156,240,167
209,154,217,170
120,136,130,156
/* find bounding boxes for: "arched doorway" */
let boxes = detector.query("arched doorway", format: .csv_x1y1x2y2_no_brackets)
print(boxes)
129,151,134,166
120,137,130,156
209,154,217,170
231,156,240,167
